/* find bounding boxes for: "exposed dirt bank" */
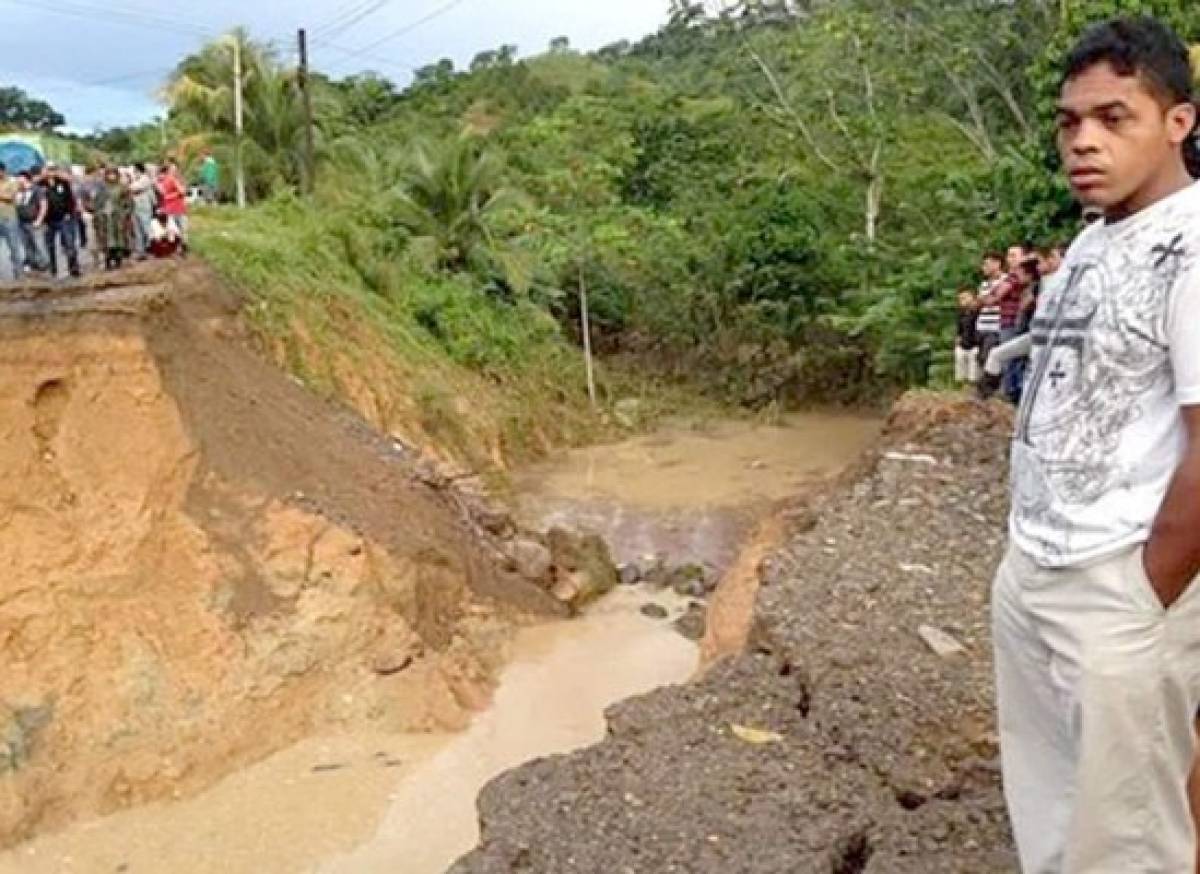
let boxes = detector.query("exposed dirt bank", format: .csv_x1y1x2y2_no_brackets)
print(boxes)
0,587,698,874
0,266,560,847
453,394,1019,872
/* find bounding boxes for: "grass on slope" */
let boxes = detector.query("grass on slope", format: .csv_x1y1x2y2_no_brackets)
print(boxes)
191,195,605,471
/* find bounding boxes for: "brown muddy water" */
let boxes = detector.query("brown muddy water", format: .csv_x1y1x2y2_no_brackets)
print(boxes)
0,413,878,874
513,413,880,571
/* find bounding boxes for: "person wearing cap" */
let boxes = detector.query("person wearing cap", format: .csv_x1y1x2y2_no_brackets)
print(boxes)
42,163,81,279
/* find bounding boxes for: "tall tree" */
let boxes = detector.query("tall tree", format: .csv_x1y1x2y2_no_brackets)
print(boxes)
0,86,65,131
164,30,326,197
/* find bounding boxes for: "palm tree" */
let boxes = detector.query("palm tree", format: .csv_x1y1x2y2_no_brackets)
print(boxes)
163,31,326,199
390,137,532,291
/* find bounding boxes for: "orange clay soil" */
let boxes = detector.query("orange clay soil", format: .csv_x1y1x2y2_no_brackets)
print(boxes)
0,266,552,847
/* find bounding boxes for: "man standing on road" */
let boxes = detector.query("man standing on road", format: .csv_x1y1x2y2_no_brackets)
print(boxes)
129,162,156,258
0,162,23,282
975,251,1006,374
42,164,81,279
15,171,47,273
993,16,1200,873
199,148,219,205
157,159,188,253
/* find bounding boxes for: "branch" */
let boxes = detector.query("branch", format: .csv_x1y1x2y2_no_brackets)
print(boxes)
932,57,997,161
825,91,868,171
743,42,843,174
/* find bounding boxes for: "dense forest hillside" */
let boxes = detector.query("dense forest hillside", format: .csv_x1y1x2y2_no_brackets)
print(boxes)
76,0,1200,410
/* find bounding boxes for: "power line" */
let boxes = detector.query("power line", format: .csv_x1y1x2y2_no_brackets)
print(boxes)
316,39,421,76
330,0,471,62
322,0,397,42
311,0,394,42
0,0,214,38
310,0,374,37
16,67,172,96
85,68,174,88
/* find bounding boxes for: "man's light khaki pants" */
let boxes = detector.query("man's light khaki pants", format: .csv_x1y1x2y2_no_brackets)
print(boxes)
993,544,1200,873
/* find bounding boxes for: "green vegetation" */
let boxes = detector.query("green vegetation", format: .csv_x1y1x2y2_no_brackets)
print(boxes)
83,0,1200,426
191,197,609,470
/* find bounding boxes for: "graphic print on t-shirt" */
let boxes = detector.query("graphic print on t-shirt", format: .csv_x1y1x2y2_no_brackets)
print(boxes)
1012,211,1191,564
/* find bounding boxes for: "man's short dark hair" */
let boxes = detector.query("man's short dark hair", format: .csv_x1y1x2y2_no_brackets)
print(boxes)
1063,16,1198,175
984,251,1004,263
17,170,30,180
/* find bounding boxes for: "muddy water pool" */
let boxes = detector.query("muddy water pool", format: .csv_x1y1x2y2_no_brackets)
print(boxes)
513,413,880,570
0,413,877,874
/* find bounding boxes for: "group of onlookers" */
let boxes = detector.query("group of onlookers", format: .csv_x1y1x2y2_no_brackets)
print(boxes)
953,241,1066,404
0,151,212,283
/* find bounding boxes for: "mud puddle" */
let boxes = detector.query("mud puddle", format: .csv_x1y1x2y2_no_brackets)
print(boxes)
0,413,876,874
513,413,880,570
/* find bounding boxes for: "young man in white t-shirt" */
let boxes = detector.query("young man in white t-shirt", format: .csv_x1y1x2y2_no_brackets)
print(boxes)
992,16,1200,873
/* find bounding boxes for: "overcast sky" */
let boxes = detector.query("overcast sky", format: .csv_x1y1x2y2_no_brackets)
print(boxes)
0,0,673,132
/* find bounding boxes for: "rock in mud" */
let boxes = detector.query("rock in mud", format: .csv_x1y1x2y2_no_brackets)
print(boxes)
472,502,517,538
617,563,642,586
546,528,619,610
641,556,671,589
673,603,707,641
640,603,670,620
508,538,553,584
669,564,710,599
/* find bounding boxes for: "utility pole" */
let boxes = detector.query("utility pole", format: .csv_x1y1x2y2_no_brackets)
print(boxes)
578,262,598,410
232,35,246,208
298,28,316,195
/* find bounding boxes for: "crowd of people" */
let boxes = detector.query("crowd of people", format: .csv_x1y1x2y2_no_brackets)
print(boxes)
952,239,1070,404
0,151,213,284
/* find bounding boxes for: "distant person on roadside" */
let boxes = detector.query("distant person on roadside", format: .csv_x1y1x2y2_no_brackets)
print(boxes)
975,251,1005,375
992,17,1200,873
157,159,188,253
146,208,181,259
199,148,219,204
982,256,1043,401
42,163,81,279
74,165,99,256
128,163,156,259
0,162,24,282
954,288,980,385
995,244,1031,400
1041,244,1065,277
93,166,134,271
15,170,47,273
